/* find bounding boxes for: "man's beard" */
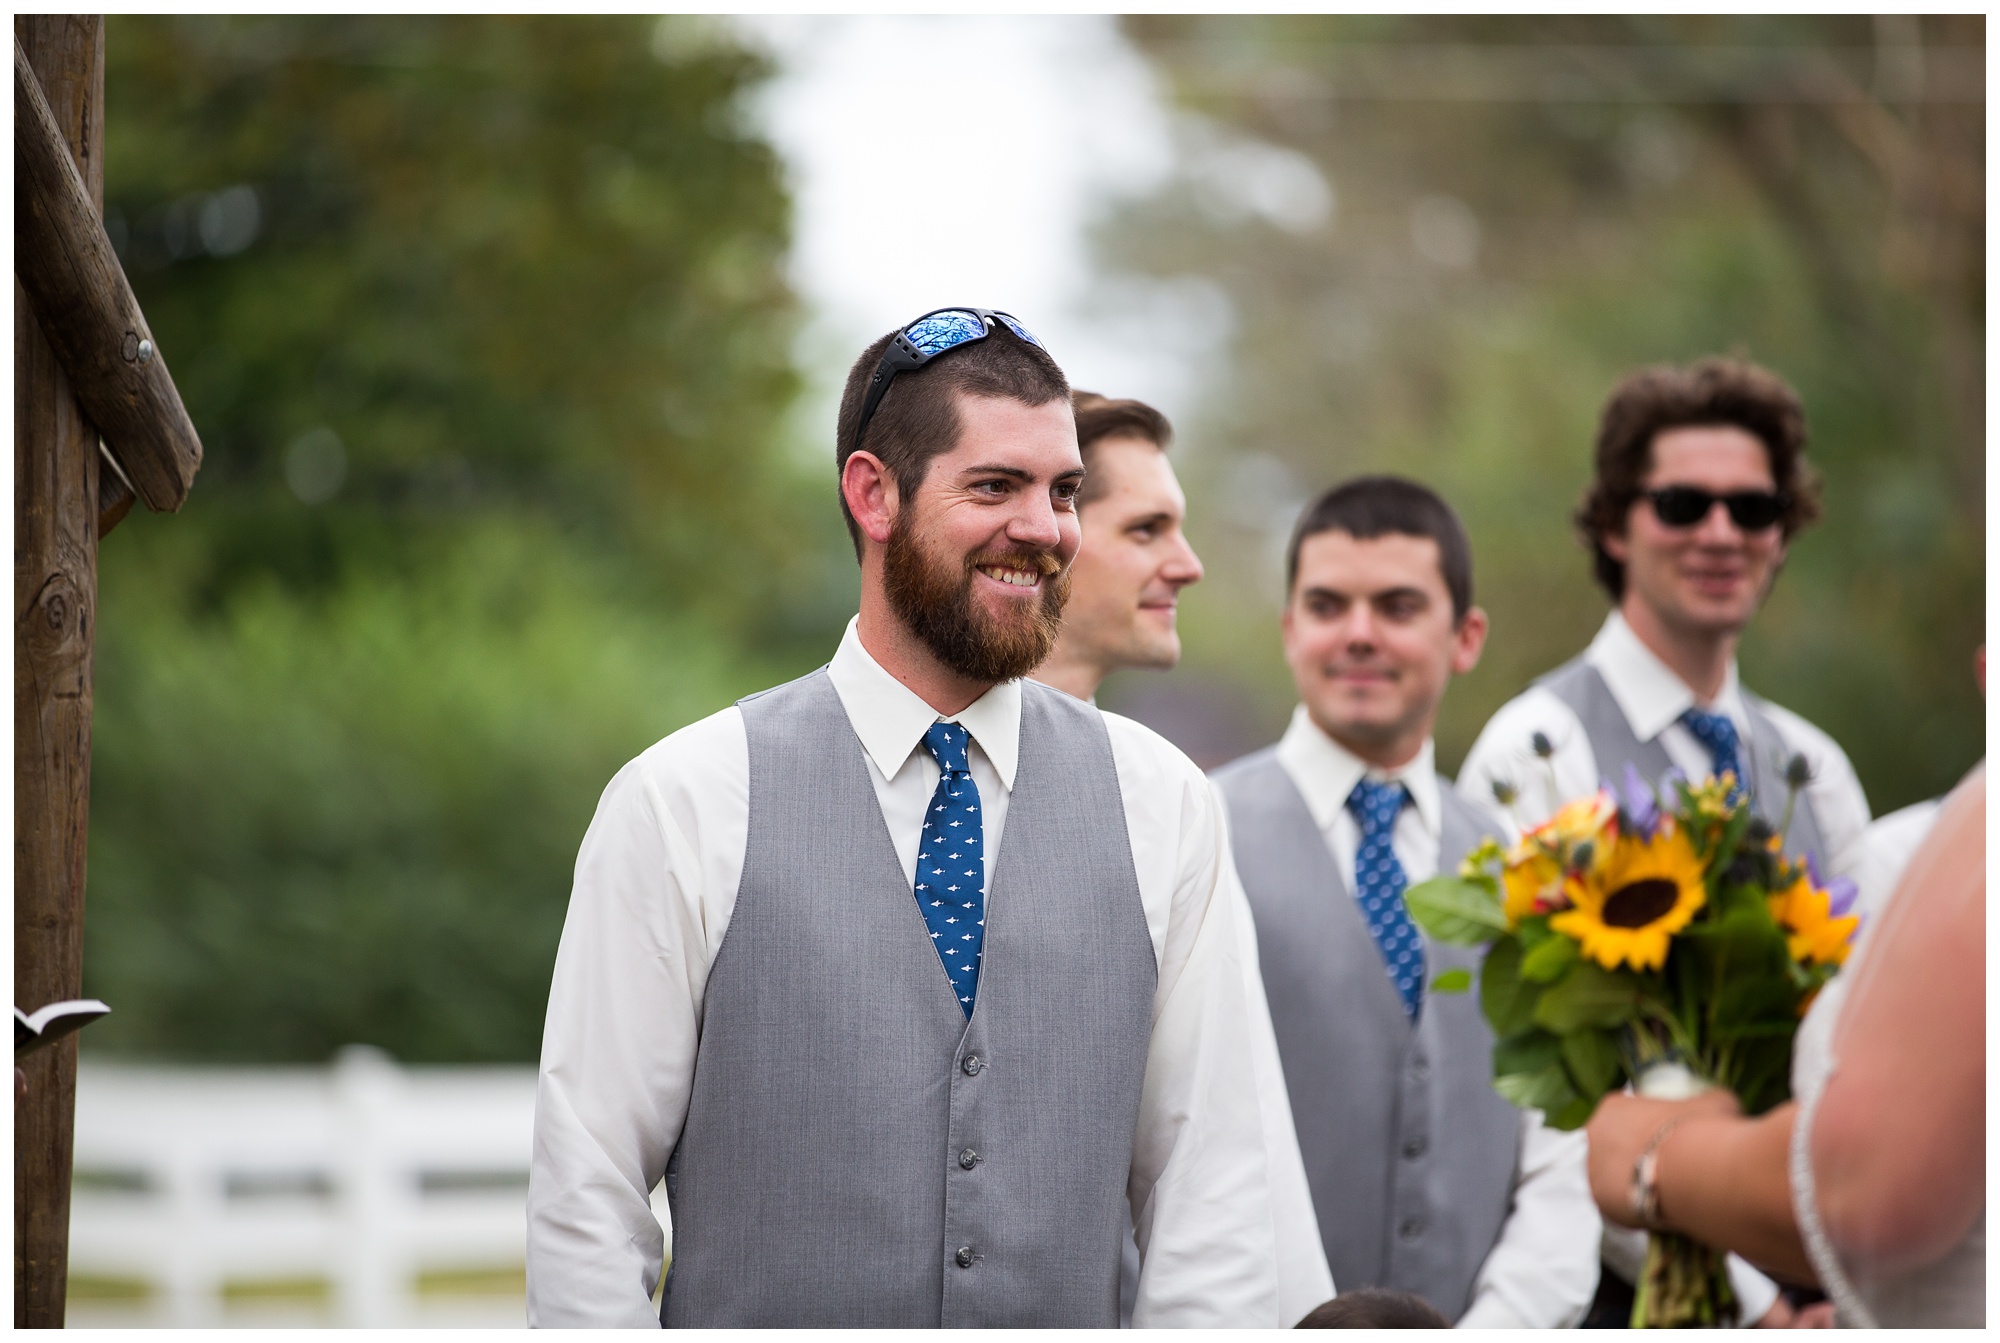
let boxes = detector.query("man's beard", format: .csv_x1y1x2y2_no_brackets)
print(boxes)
882,513,1071,684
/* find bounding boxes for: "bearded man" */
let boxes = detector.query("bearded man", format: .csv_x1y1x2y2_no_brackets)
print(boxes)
526,309,1331,1328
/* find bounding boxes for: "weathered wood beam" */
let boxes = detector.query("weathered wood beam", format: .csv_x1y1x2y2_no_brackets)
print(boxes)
15,15,103,1327
15,29,201,518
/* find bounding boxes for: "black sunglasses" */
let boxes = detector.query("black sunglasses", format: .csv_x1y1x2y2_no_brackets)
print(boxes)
851,308,1044,455
1644,485,1789,532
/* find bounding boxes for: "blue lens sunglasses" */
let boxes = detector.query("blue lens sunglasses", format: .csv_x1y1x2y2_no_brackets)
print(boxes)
851,308,1045,454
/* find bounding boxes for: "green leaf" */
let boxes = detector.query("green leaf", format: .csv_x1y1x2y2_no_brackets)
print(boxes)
1479,938,1540,1037
1402,875,1508,945
1430,967,1473,993
1520,933,1579,983
1533,961,1640,1033
1494,1061,1580,1117
1561,1028,1624,1099
1493,1027,1562,1077
1546,1093,1596,1131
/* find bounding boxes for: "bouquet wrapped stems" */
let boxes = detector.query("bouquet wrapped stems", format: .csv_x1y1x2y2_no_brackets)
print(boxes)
1628,1060,1739,1328
1635,1232,1738,1329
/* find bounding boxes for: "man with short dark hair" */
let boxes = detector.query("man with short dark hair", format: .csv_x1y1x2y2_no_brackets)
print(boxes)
1214,475,1600,1327
1033,392,1204,700
527,309,1330,1327
1459,356,1872,1327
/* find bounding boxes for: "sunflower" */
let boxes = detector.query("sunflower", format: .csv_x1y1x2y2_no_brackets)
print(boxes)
1767,872,1860,967
1549,823,1707,972
1502,791,1617,925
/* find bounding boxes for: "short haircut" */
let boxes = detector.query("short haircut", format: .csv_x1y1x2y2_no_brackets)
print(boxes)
1296,1288,1451,1328
834,321,1070,558
1575,357,1823,600
1286,475,1474,622
1070,391,1173,510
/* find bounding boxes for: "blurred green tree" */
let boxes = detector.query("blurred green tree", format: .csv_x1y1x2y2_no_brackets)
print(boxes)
84,16,847,1061
1103,15,1983,812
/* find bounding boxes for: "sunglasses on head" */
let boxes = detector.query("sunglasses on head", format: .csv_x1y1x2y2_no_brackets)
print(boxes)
852,308,1044,455
1644,485,1790,532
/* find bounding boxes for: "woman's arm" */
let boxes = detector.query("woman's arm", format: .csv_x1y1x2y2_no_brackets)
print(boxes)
1585,1091,1813,1283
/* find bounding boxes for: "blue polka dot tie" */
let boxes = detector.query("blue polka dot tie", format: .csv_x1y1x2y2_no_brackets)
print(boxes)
1680,707,1746,802
917,722,986,1018
1346,778,1424,1020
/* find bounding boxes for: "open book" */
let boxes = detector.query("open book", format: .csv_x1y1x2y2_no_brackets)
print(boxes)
15,999,110,1059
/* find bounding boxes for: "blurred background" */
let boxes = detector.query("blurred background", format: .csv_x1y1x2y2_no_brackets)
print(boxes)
69,14,1982,1324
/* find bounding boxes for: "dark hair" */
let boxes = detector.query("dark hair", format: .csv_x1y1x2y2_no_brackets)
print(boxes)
1286,475,1474,622
1296,1289,1451,1329
1575,357,1823,600
1070,390,1173,509
834,322,1070,558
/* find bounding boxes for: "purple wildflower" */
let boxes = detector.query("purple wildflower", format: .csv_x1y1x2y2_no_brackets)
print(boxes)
1618,762,1661,839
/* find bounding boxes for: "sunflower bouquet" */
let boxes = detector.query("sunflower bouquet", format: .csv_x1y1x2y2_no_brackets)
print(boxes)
1403,761,1859,1328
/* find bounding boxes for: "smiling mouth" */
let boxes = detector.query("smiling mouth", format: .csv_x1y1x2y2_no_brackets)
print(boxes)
976,564,1043,589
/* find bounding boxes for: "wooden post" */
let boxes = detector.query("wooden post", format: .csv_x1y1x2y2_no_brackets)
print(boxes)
15,13,103,1328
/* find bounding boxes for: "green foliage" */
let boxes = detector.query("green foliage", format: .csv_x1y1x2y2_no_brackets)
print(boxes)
1111,16,1984,812
1477,936,1537,1038
1532,962,1640,1034
85,521,783,1062
102,16,828,637
1429,967,1473,993
1401,874,1507,944
82,16,838,1062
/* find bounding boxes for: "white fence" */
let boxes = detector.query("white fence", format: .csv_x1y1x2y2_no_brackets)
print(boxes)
67,1047,628,1327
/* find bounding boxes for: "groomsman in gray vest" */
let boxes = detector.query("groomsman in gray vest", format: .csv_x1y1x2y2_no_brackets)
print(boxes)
1459,357,1870,878
1458,358,1872,1327
1214,477,1601,1326
1026,394,1323,1327
526,309,1331,1327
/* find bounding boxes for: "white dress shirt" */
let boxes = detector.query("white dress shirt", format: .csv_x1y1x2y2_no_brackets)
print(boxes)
528,618,1333,1328
1457,611,1871,878
1272,708,1601,1329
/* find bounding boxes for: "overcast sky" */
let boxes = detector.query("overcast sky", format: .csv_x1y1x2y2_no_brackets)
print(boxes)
740,15,1237,435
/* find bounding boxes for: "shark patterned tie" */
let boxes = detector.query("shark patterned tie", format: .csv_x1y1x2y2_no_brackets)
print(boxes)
1346,777,1424,1020
917,721,987,1017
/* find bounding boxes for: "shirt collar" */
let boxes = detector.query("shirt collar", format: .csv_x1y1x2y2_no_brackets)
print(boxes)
825,617,1021,791
1584,610,1745,742
1275,704,1440,840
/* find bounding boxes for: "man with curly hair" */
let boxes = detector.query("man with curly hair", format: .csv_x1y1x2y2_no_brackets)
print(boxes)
1459,356,1873,1327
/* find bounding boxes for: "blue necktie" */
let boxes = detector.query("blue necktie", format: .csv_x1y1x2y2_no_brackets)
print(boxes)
1679,707,1746,802
917,722,986,1017
1346,778,1424,1020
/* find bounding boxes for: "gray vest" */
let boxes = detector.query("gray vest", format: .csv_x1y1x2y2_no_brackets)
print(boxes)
1213,749,1519,1322
1536,657,1828,871
662,670,1157,1327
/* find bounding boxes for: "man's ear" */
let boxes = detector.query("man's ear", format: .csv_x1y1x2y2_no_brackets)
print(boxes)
1600,517,1630,565
841,451,900,549
1449,605,1489,676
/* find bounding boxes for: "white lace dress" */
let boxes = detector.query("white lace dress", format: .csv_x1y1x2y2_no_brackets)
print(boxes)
1788,941,1986,1326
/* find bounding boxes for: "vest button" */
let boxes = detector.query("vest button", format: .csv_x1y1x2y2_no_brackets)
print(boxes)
958,1148,980,1170
955,1246,976,1268
1399,1218,1424,1241
1402,1136,1427,1160
1411,1054,1430,1078
961,1054,983,1076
